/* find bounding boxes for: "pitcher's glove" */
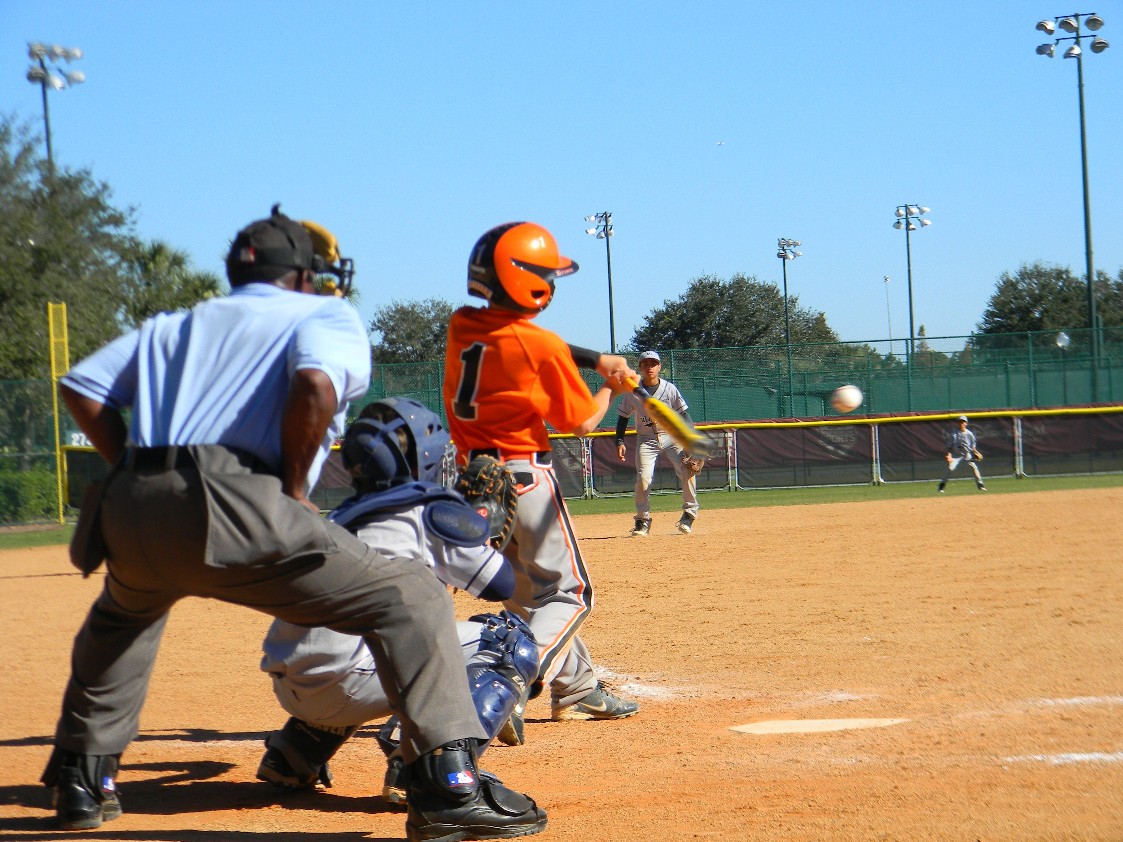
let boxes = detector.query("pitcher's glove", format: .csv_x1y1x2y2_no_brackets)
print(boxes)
681,453,705,476
972,449,984,462
455,455,518,551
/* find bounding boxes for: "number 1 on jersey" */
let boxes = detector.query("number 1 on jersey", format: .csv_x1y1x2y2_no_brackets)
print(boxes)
452,342,486,420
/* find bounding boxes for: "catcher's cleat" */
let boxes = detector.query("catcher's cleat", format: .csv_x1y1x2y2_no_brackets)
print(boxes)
676,513,695,534
629,517,651,537
382,755,408,809
495,704,526,746
256,744,332,790
551,682,640,722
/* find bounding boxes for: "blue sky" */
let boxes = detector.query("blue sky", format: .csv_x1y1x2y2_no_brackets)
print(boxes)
5,2,1121,354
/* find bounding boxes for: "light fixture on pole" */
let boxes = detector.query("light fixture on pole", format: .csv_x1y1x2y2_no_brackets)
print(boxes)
1035,12,1108,400
892,205,931,362
25,42,85,172
584,211,616,353
777,237,802,415
892,205,930,411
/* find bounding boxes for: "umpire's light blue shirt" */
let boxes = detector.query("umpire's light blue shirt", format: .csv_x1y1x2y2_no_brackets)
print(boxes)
60,284,371,491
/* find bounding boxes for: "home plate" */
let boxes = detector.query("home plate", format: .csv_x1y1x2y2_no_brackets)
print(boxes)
731,718,909,735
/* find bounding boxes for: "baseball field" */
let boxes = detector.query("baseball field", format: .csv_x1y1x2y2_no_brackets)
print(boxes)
1,483,1121,841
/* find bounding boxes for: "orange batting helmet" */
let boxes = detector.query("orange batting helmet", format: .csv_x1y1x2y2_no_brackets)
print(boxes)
467,222,578,314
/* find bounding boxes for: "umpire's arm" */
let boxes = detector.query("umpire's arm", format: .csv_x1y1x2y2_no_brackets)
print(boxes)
60,384,127,465
280,368,338,511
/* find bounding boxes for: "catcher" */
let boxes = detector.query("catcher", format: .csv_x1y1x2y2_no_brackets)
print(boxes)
615,350,702,535
937,414,986,492
256,398,537,811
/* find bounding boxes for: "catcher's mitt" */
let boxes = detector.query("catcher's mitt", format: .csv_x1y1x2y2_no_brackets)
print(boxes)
681,452,705,477
455,455,518,552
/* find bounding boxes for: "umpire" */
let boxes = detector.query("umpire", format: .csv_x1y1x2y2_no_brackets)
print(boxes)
42,206,547,841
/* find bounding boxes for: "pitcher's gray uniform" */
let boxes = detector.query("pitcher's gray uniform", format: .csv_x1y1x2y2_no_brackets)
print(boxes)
616,364,699,528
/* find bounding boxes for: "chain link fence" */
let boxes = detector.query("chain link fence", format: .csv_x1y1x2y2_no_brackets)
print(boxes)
5,328,1121,525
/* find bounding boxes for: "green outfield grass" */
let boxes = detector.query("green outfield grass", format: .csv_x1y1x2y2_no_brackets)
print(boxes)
564,472,1123,516
3,473,1121,551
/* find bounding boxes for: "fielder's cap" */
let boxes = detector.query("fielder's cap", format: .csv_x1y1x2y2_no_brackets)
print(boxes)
957,415,968,422
639,350,661,362
226,204,315,281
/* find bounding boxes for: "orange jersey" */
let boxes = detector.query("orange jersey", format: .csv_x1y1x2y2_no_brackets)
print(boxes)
444,305,599,459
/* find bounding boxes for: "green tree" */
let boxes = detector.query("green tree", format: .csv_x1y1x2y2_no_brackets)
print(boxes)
629,273,839,352
0,116,135,378
976,261,1123,336
369,298,455,363
119,239,224,328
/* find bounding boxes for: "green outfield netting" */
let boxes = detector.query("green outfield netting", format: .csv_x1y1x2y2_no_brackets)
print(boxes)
5,328,1122,524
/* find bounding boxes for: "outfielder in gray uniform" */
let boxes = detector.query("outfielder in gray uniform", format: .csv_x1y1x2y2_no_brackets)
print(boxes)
257,398,538,810
615,350,700,536
44,208,546,841
937,415,986,492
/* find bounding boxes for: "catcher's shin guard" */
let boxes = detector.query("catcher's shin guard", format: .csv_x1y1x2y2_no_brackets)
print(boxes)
41,747,122,830
256,717,357,790
466,612,540,748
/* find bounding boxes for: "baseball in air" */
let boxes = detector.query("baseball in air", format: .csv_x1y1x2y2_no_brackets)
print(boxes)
830,384,863,414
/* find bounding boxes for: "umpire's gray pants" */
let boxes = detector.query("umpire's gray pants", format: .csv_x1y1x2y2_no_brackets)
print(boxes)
54,445,485,764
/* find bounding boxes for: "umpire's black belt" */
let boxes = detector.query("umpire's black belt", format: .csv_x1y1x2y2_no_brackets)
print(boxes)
122,445,272,474
468,448,551,466
123,445,195,472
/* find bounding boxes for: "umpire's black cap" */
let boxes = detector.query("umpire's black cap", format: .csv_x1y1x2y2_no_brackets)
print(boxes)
226,204,315,284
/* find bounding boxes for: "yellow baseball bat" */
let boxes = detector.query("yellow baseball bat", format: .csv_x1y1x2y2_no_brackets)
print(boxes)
624,377,710,458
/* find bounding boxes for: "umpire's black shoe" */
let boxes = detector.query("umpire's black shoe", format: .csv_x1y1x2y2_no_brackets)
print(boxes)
405,739,546,842
48,763,121,826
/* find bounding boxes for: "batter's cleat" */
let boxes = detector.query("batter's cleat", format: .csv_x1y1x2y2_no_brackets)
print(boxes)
676,513,695,534
551,682,640,721
629,517,651,537
495,704,526,746
406,739,546,842
41,751,122,831
937,482,946,493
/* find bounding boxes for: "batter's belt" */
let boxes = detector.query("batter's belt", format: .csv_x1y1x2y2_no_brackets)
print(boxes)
467,448,552,466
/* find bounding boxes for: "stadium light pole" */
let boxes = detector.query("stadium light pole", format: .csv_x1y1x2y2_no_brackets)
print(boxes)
884,275,894,357
25,42,85,173
1035,12,1108,400
893,205,930,411
584,211,616,353
777,238,802,416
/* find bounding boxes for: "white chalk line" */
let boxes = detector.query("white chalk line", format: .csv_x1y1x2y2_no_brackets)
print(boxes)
1003,751,1123,766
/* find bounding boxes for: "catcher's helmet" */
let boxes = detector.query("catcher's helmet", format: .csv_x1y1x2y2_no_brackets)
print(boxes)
467,222,578,314
342,397,452,492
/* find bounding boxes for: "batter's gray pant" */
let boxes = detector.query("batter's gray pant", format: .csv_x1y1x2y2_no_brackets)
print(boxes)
54,445,485,764
633,433,699,519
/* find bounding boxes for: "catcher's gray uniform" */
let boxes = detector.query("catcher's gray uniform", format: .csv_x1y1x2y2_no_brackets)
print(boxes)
262,504,510,726
616,378,699,520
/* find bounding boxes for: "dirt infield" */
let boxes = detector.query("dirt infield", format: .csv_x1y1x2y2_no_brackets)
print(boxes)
2,487,1121,841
